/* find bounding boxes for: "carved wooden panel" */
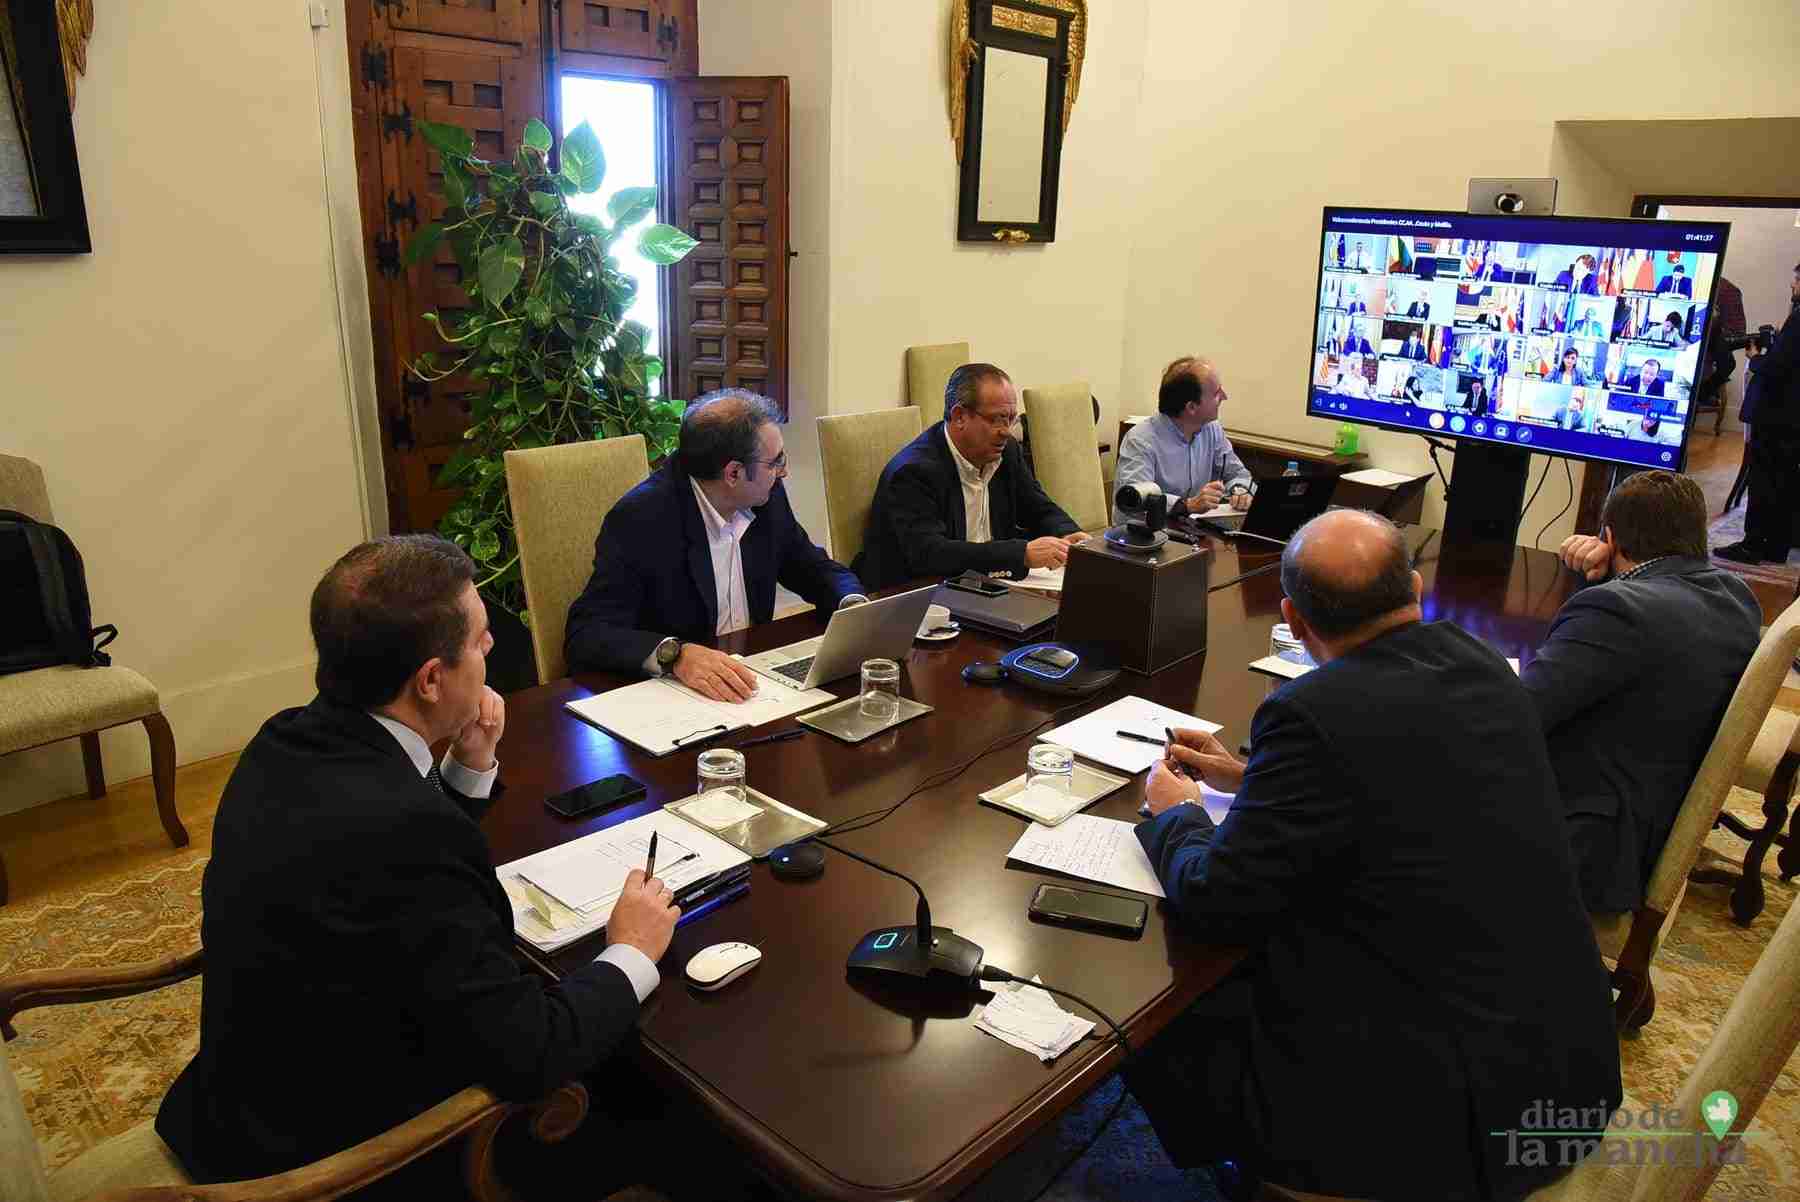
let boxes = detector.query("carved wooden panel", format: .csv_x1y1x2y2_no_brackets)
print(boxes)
384,0,525,44
666,76,789,415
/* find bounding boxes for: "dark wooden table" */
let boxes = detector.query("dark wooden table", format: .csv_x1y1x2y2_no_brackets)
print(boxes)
483,529,1581,1201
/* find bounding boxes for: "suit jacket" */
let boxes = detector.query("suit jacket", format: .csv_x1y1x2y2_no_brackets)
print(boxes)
157,698,640,1198
1139,621,1620,1201
564,461,861,674
853,422,1078,591
1345,301,1366,315
1521,558,1759,912
1657,275,1693,298
1340,335,1373,357
1629,376,1666,397
1406,302,1430,318
1402,340,1427,361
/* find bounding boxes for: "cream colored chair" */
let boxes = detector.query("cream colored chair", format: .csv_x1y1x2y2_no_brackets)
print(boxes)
817,408,924,568
1599,592,1800,1030
503,436,651,684
905,341,971,413
1019,382,1108,532
0,947,661,1202
1262,885,1800,1202
1688,672,1800,926
0,454,183,906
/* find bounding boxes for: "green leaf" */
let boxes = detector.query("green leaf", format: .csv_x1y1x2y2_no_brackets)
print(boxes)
499,410,524,434
642,357,664,384
560,122,606,194
478,235,526,306
401,222,446,268
421,121,473,159
524,296,552,327
606,186,658,229
528,190,560,218
600,419,624,438
519,608,533,631
442,159,471,210
637,222,699,265
470,525,501,562
522,118,553,154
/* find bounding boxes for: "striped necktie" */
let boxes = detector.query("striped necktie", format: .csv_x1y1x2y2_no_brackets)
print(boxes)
425,761,445,794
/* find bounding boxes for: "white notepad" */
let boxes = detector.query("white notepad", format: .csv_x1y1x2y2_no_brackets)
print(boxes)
1038,696,1222,774
563,663,834,756
497,809,750,952
1341,467,1425,488
998,566,1065,593
1249,654,1519,680
1007,814,1165,899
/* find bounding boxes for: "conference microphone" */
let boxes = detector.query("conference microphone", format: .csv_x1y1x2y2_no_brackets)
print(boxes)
811,836,985,987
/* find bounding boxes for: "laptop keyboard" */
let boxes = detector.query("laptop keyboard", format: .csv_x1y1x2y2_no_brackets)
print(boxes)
771,657,814,685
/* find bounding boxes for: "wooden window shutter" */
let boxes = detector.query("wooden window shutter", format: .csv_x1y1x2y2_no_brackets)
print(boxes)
664,76,790,417
553,0,698,80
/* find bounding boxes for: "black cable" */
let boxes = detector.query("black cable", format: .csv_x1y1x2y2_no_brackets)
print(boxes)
1518,454,1553,521
1425,438,1453,498
1209,560,1283,591
980,965,1132,1202
1534,457,1575,549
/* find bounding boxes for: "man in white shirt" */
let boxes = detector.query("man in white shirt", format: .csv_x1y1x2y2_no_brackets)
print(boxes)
566,390,866,701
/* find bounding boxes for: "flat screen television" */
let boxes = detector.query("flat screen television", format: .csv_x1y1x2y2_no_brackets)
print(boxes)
1308,206,1731,474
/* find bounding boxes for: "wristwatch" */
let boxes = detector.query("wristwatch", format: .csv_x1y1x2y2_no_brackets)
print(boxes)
654,637,683,673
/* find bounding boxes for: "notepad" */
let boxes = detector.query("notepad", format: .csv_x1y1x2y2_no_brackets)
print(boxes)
563,665,834,756
1250,654,1519,680
1342,467,1425,488
999,566,1065,593
1007,814,1165,899
1038,696,1222,774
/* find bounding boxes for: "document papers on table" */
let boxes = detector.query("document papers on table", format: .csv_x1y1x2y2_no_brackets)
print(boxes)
1007,813,1165,899
1039,696,1222,774
975,975,1095,1062
1341,467,1424,488
999,566,1065,594
563,664,834,756
497,810,750,952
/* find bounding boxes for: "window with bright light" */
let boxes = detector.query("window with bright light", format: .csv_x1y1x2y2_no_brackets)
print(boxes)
561,76,663,377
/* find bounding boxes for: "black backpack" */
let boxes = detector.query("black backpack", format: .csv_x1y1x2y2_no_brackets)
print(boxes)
0,509,116,674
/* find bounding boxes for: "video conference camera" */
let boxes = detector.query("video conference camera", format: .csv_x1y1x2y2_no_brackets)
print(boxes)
1104,481,1169,554
1722,324,1778,354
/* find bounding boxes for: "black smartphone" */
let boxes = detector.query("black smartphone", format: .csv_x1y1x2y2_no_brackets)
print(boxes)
946,572,1009,598
1028,883,1148,937
544,774,646,818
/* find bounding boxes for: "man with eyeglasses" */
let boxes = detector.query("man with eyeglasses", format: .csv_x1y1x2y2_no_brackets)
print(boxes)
566,389,865,702
855,363,1085,590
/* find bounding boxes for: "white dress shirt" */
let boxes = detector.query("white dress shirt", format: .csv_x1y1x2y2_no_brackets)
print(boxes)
942,426,999,543
691,478,755,636
369,712,659,1001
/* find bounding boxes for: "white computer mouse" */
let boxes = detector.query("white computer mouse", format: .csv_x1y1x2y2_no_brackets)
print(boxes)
684,941,762,991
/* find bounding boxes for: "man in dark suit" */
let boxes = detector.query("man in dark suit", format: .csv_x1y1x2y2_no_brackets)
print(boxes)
854,363,1083,590
565,389,864,700
1526,472,1759,913
1405,298,1430,318
1628,358,1668,397
1656,264,1693,297
1719,263,1800,565
1338,331,1374,357
158,536,683,1199
1128,510,1621,1201
1401,329,1428,361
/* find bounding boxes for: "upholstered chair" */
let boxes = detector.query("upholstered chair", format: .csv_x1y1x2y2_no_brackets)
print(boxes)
817,408,924,567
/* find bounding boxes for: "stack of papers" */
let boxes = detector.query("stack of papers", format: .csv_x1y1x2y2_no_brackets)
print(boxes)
563,663,834,756
999,566,1065,593
1007,813,1166,898
975,976,1095,1062
1039,696,1221,774
1341,467,1426,488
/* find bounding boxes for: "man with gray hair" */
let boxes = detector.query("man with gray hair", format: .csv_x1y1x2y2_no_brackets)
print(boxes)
1127,510,1620,1200
855,362,1083,590
1114,355,1253,523
566,389,864,701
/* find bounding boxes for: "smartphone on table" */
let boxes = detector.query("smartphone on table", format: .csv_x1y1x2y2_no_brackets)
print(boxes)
544,774,647,818
1027,883,1149,938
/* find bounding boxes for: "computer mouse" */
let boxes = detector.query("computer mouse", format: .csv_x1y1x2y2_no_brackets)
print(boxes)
962,661,1007,685
684,941,762,991
769,841,825,880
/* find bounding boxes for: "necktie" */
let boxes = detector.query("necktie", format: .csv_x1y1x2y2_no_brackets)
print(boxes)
426,761,445,794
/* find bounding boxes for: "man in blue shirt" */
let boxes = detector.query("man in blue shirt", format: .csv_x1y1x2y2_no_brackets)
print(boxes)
1114,355,1253,523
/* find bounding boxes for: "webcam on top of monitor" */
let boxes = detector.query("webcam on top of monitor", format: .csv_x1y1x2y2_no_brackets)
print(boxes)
1467,177,1558,217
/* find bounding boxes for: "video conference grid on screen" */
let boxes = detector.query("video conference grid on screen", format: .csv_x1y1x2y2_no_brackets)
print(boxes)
1309,208,1729,471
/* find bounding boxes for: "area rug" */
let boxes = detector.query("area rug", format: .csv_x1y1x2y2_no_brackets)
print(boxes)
1708,507,1800,588
4,792,1797,1201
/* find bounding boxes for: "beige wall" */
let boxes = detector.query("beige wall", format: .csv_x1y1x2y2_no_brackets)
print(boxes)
1121,1,1800,543
0,2,366,813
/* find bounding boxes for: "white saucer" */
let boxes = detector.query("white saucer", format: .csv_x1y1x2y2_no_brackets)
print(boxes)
915,623,961,644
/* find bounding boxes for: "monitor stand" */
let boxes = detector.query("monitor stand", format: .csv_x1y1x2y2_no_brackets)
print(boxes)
1441,441,1530,563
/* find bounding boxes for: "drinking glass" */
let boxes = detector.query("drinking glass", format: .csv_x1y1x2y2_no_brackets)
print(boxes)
859,657,901,723
696,748,747,805
1026,743,1075,795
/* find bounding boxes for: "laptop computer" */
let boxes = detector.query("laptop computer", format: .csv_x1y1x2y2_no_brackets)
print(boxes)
1192,470,1337,545
740,584,937,690
934,573,1059,641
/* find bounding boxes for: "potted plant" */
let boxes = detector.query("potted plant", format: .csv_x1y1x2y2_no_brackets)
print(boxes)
402,117,696,687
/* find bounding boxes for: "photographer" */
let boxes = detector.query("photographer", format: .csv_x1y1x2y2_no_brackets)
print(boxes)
1717,262,1800,566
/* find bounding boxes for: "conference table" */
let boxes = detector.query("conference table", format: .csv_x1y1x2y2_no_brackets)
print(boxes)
483,527,1582,1201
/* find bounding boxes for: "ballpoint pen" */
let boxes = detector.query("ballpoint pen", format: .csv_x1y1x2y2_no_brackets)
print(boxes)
1115,729,1165,748
645,830,658,878
737,728,805,749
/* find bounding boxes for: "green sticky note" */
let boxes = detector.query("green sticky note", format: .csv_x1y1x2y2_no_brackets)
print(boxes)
1701,1090,1739,1141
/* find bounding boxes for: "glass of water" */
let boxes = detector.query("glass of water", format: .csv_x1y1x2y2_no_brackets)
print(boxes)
1270,622,1314,667
859,657,901,724
696,748,747,805
1026,743,1075,795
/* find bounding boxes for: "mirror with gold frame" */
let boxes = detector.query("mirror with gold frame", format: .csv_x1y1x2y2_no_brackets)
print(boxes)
0,0,90,253
949,0,1084,245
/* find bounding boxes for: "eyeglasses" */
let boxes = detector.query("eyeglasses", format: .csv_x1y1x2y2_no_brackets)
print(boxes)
745,451,788,472
961,408,1018,430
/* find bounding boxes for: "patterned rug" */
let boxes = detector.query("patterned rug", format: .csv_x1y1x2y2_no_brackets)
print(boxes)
3,792,1795,1200
1708,506,1800,588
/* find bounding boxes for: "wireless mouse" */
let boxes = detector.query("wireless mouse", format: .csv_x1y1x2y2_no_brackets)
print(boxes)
684,941,762,991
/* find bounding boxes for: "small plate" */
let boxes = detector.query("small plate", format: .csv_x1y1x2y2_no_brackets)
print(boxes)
915,622,961,644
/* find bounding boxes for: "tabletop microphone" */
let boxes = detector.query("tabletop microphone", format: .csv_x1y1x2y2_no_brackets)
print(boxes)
812,836,985,988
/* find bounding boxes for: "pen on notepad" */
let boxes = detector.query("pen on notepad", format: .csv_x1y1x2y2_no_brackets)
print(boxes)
1115,729,1164,748
645,831,658,878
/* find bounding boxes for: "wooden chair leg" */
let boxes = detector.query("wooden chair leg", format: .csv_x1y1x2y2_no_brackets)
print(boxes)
141,711,187,848
1780,800,1800,882
79,731,105,799
0,848,8,906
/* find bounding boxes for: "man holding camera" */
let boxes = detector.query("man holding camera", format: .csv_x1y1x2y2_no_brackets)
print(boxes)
1114,355,1254,524
1717,262,1800,566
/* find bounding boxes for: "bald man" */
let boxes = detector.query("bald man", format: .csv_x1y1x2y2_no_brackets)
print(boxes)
1128,512,1621,1201
564,389,864,699
1113,356,1253,523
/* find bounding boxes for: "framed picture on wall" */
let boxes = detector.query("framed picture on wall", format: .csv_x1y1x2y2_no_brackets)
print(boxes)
0,0,90,253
